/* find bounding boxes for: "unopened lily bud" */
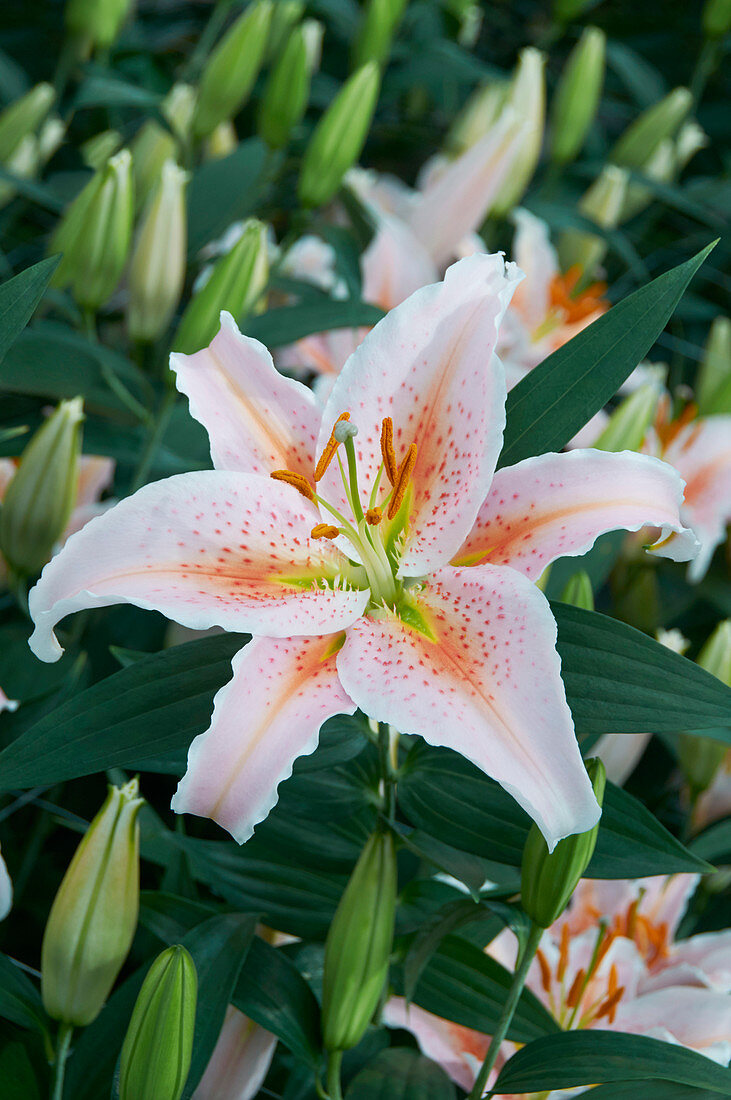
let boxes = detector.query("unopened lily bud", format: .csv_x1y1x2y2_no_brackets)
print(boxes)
550,27,606,164
322,829,397,1051
204,120,238,160
192,1,273,139
128,160,189,343
445,80,508,157
65,0,132,50
175,218,269,353
258,23,313,149
703,0,731,37
81,128,122,170
491,48,546,216
0,134,38,209
299,62,381,208
132,84,196,204
696,316,731,416
0,398,83,577
51,149,134,311
620,138,676,222
553,0,595,20
41,778,144,1026
351,0,408,68
594,374,663,453
264,0,304,61
560,571,594,612
558,164,628,279
679,622,731,794
0,83,54,163
676,121,708,171
610,87,692,170
119,945,197,1100
521,758,606,928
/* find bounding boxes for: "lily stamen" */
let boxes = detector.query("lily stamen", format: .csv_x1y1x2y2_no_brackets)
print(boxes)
366,507,382,526
380,416,398,485
311,523,340,540
387,443,417,520
314,412,351,481
270,469,316,502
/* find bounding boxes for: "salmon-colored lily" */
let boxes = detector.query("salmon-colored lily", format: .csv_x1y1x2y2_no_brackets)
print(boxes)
193,1006,276,1100
387,873,731,1096
28,255,697,848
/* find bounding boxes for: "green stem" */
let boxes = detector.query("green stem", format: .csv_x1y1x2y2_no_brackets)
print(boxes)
326,1050,343,1100
343,435,364,524
51,1023,73,1100
468,922,543,1100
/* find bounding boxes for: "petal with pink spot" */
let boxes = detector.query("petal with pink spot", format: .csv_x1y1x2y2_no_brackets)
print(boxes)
454,449,698,578
172,634,355,843
319,254,521,576
337,564,600,849
170,311,321,476
28,472,368,661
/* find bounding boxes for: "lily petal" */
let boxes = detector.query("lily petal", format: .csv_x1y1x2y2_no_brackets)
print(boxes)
406,109,523,268
362,214,439,311
319,253,521,576
193,1006,277,1099
509,207,558,332
610,986,731,1062
29,472,369,661
171,311,321,476
0,845,11,921
382,997,487,1094
454,449,698,578
593,732,652,786
662,416,731,581
645,929,731,994
173,635,354,843
337,564,600,848
75,456,115,508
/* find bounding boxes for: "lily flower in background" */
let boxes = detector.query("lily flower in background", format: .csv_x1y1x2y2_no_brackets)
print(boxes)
694,751,731,830
193,1007,277,1100
387,873,731,1096
0,843,12,920
28,255,696,849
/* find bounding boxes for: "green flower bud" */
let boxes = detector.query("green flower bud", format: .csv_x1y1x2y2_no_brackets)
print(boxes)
492,48,546,216
560,570,594,612
119,945,197,1100
558,164,628,280
41,779,144,1026
204,120,238,161
50,149,134,311
610,87,692,171
679,622,731,794
703,0,731,37
258,23,313,150
0,83,54,164
193,1,273,139
0,134,38,209
696,316,731,416
175,218,269,354
352,0,409,68
444,80,508,158
128,160,189,343
550,27,606,164
81,128,122,170
264,0,304,61
132,84,197,205
521,759,606,928
65,0,133,50
553,0,595,21
0,398,83,577
322,829,397,1051
594,372,664,453
298,62,381,208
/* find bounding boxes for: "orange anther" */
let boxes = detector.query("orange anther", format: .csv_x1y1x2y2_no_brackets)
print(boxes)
557,923,570,983
625,898,640,939
380,417,398,485
608,963,618,997
387,443,417,520
658,401,698,450
594,986,624,1024
536,948,552,994
314,412,350,482
310,523,339,540
566,968,586,1009
365,507,382,526
270,469,315,503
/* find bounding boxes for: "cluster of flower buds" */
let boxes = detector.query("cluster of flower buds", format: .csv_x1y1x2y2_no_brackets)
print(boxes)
0,83,63,208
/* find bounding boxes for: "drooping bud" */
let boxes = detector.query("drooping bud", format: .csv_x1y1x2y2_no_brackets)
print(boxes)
322,829,397,1051
65,0,133,51
258,22,314,150
0,83,54,164
50,149,134,311
351,0,409,68
192,1,273,139
132,84,197,205
703,0,731,37
491,48,545,216
594,372,664,453
550,27,606,164
41,778,144,1026
0,398,83,577
521,758,606,928
175,218,269,354
192,1007,277,1100
119,945,197,1100
128,160,189,343
557,164,628,280
696,316,731,416
679,622,731,795
610,87,693,170
298,62,381,208
559,570,594,612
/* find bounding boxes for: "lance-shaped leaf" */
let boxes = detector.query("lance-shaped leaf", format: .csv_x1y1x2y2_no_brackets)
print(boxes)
0,256,59,365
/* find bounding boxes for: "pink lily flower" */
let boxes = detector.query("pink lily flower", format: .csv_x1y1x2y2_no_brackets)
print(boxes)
387,873,731,1096
193,1006,276,1100
28,255,697,848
